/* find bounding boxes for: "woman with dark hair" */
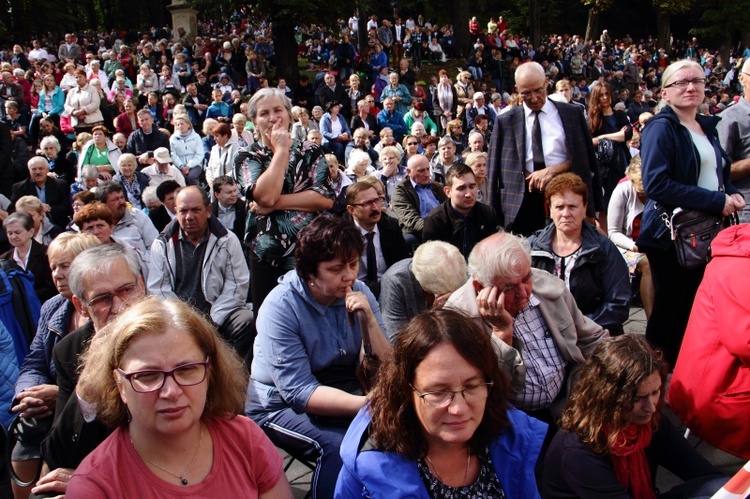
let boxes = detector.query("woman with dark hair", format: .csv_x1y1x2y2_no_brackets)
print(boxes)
589,81,632,209
336,308,546,497
247,215,391,499
320,100,351,164
543,334,727,497
236,88,333,312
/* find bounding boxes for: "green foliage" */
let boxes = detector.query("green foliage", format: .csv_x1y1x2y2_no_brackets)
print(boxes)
580,0,615,14
652,0,692,15
690,0,750,40
500,0,563,37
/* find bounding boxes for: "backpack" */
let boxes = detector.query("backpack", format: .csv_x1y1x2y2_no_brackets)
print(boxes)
0,259,41,366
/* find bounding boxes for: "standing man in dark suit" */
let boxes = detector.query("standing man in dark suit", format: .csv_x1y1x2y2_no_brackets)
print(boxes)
10,157,70,229
210,175,246,243
487,61,601,236
345,181,410,298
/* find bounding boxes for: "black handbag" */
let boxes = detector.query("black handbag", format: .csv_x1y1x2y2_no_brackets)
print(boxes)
665,208,738,270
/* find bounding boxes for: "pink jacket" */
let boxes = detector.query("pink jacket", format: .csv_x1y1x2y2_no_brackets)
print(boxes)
670,224,750,460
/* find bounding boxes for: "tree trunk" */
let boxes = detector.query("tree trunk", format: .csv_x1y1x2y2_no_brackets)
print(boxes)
271,18,301,88
585,8,598,43
718,33,731,69
656,12,670,52
529,0,541,48
452,0,471,59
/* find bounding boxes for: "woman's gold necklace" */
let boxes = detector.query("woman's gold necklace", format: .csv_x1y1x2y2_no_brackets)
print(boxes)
425,450,471,487
130,427,203,486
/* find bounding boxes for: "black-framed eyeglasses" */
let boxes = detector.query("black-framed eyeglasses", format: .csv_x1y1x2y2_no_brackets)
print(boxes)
406,141,419,146
411,382,493,408
118,359,210,393
84,282,140,312
350,196,385,209
664,78,706,89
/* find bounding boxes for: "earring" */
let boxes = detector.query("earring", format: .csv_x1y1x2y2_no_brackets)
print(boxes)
309,281,315,287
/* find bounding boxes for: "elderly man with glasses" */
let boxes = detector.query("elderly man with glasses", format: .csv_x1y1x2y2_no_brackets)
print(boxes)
486,62,602,236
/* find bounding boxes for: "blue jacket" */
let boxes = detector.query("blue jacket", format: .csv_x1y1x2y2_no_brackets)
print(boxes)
376,109,408,141
0,322,19,430
529,221,631,332
15,294,73,394
370,51,388,76
36,86,65,116
638,105,740,251
246,271,387,424
320,113,353,144
335,405,547,498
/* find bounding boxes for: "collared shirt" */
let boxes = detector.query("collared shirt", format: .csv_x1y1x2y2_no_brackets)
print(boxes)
410,178,440,218
35,184,47,203
353,220,387,281
13,246,31,270
523,99,568,174
217,202,236,230
510,295,566,411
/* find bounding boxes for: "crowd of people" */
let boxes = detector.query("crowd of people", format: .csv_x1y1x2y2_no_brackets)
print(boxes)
0,7,749,498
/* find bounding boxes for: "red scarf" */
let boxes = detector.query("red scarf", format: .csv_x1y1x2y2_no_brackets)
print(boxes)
607,424,656,499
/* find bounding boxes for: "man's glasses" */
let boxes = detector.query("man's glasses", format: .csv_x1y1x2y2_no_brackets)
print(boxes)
84,282,140,312
118,359,210,393
350,196,385,209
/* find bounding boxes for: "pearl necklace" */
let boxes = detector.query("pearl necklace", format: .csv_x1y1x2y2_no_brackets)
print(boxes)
130,427,203,486
425,450,471,488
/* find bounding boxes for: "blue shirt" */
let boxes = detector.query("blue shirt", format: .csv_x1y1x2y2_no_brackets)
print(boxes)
412,178,439,218
246,270,388,423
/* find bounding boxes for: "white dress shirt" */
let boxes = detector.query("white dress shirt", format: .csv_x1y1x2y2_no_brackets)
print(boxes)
523,99,568,174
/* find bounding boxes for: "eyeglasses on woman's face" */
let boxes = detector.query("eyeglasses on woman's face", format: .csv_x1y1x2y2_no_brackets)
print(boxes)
118,359,210,393
411,382,493,409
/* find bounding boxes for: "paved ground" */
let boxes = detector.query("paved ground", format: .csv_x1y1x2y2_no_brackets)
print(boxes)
280,305,746,497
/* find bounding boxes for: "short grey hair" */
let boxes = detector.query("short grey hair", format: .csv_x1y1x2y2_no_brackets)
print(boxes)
467,131,484,143
412,242,467,295
40,136,61,153
142,186,158,206
468,232,531,287
3,212,33,231
247,87,292,122
68,244,141,300
81,164,100,180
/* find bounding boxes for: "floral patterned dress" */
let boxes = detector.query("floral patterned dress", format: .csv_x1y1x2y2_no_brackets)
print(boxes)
235,139,333,270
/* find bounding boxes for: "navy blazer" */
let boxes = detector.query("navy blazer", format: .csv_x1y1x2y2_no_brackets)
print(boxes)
486,100,601,229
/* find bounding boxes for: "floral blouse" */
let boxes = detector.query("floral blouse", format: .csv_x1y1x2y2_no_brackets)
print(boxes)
417,446,506,498
237,140,333,269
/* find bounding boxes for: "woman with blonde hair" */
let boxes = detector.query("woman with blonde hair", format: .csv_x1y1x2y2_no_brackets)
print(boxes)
66,296,292,496
637,59,744,366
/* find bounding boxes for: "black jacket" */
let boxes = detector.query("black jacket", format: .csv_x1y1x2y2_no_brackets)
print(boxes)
148,204,173,233
343,212,410,298
10,177,71,229
125,128,170,164
45,321,112,470
211,198,247,243
423,201,500,258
